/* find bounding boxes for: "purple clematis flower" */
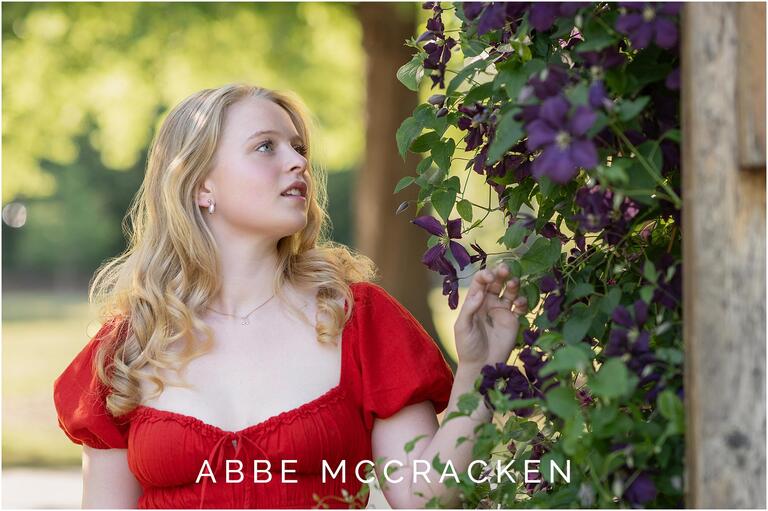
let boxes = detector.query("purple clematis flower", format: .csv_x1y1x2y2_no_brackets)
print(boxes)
605,299,651,357
580,46,626,70
528,65,571,101
412,216,472,272
526,95,599,184
412,215,474,309
420,3,458,89
457,102,494,152
469,242,488,269
615,2,681,50
529,2,589,32
624,471,658,505
588,80,612,111
573,185,613,232
464,2,528,36
539,268,565,322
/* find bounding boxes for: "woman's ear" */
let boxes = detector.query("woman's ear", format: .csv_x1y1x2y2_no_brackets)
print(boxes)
197,179,214,208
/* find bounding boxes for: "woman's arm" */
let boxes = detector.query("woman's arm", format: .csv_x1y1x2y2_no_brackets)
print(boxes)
372,263,527,508
82,446,143,508
371,364,491,508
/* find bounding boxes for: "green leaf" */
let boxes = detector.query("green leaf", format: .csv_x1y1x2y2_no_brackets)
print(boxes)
523,282,539,310
576,17,616,53
456,199,473,222
507,419,539,442
396,116,423,160
457,392,480,415
561,413,586,456
617,96,650,122
521,237,562,275
431,188,456,222
589,358,633,400
502,222,528,249
566,282,594,303
640,285,655,304
496,62,528,102
463,82,495,104
661,128,681,143
643,259,657,283
540,345,592,377
397,53,425,92
394,176,415,194
563,304,595,344
658,390,685,434
487,107,523,164
545,385,580,419
432,138,456,172
404,434,428,453
410,131,440,153
443,175,461,193
599,287,622,314
447,57,491,97
416,156,433,175
535,331,563,351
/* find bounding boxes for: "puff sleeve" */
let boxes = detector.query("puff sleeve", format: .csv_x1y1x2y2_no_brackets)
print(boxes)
356,283,455,430
53,318,131,449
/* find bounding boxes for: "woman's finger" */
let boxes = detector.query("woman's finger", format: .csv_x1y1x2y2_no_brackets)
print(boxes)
455,269,494,331
485,262,510,296
511,296,529,316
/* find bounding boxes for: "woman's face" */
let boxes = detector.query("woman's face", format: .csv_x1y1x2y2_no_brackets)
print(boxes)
199,96,309,240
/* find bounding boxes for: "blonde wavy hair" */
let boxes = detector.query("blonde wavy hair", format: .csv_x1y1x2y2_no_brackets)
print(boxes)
90,83,378,417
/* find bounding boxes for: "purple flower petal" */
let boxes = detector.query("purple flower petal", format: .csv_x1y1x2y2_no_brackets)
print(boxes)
632,330,651,354
654,17,678,49
630,21,654,49
477,2,508,35
540,275,558,293
446,218,462,239
421,242,447,269
535,146,579,183
449,240,472,270
615,13,644,35
665,67,680,90
539,95,570,126
529,3,559,32
633,299,648,325
412,215,446,236
526,119,558,151
612,305,633,328
568,105,597,136
570,139,599,169
463,2,485,20
624,472,657,505
588,80,607,110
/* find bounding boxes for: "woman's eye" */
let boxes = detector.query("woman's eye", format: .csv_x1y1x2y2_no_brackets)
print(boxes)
255,140,273,153
255,141,306,157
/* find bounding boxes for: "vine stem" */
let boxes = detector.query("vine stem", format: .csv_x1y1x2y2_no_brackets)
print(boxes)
609,124,682,208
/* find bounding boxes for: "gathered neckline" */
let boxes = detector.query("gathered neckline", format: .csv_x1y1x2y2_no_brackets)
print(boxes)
128,283,366,438
130,384,347,437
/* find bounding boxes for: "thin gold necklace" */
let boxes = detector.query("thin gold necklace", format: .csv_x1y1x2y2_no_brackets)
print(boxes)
205,293,276,326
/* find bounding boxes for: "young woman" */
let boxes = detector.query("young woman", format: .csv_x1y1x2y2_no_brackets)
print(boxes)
53,83,528,509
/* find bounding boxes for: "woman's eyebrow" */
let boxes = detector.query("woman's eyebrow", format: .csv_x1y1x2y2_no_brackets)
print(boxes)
245,129,304,144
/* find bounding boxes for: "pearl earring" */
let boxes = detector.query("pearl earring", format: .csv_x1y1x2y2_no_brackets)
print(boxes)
208,199,215,215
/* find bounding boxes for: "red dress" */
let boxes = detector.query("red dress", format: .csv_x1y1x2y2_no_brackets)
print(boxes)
53,281,455,509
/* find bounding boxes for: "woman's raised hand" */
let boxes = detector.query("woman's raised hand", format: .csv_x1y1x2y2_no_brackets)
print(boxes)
453,262,529,370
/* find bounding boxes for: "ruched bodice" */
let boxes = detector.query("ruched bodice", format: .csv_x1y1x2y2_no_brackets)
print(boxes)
53,282,455,509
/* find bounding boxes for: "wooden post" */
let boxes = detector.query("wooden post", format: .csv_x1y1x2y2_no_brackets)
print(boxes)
682,3,766,507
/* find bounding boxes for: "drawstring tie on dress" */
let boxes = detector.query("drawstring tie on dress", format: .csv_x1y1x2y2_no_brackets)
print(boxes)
198,432,270,509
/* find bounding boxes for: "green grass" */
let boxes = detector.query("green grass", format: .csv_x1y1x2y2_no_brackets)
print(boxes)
3,290,99,467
